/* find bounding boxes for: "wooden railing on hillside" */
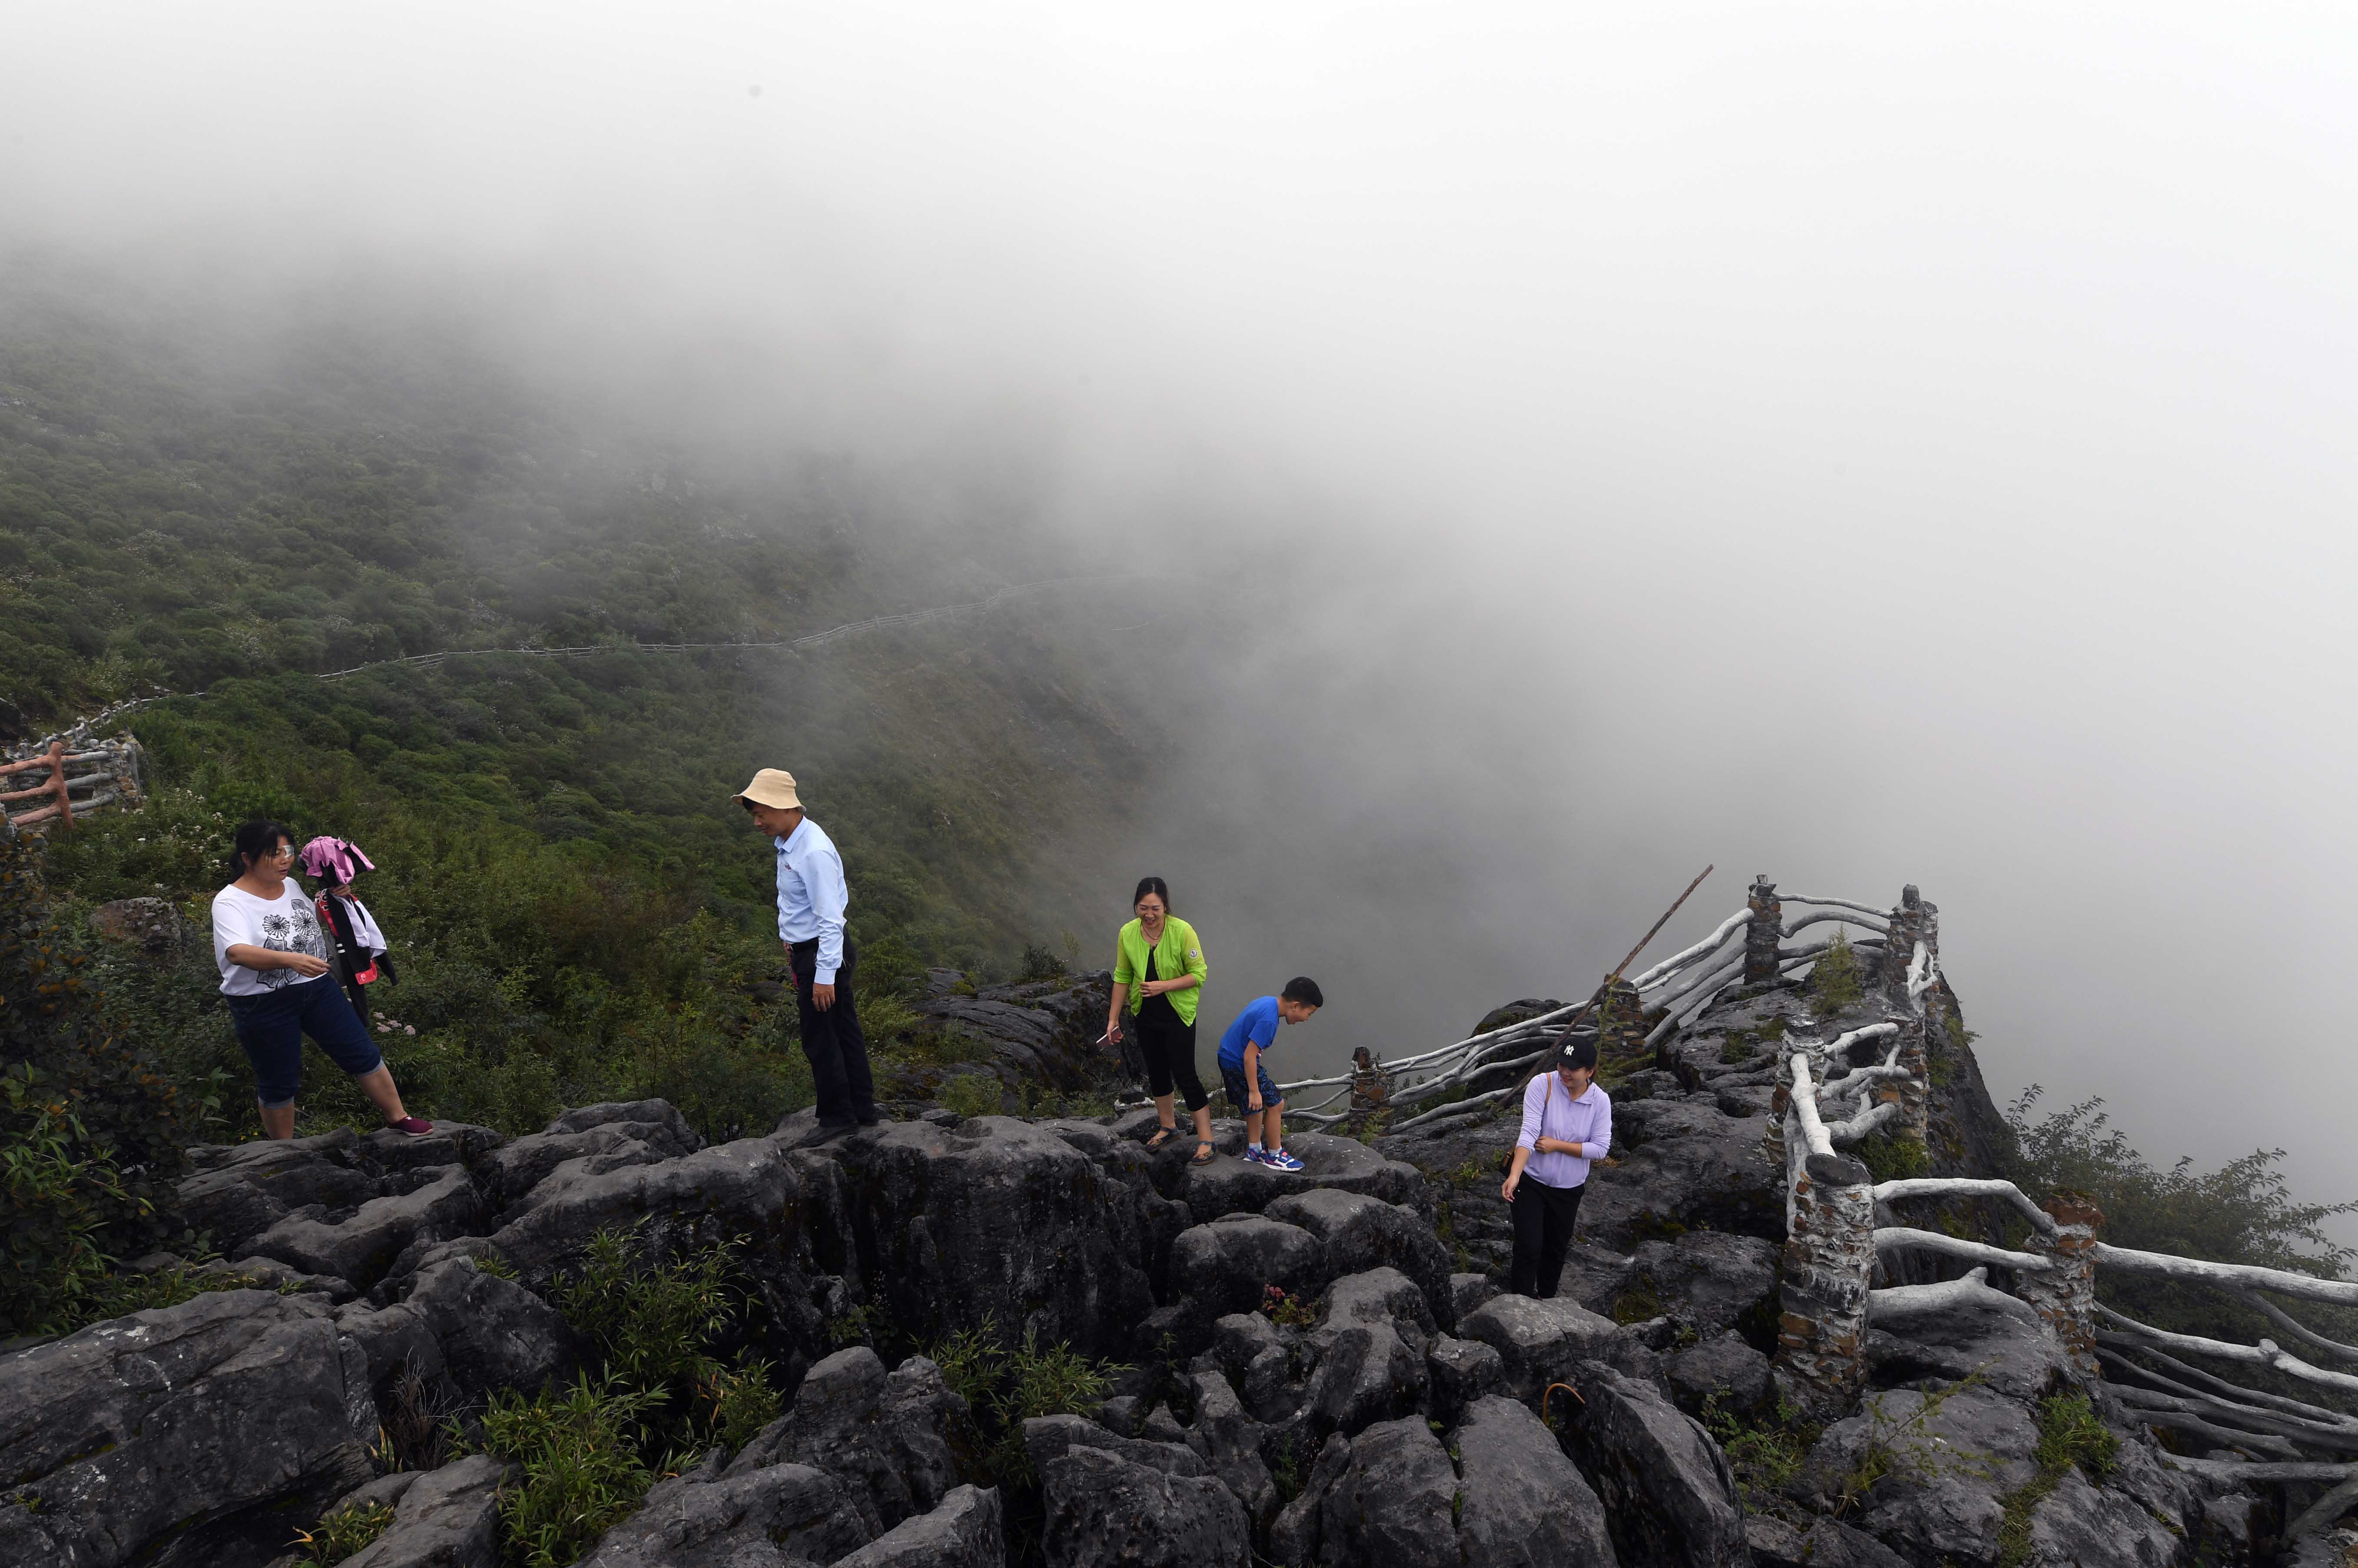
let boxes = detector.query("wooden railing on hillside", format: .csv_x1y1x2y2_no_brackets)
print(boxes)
0,737,144,833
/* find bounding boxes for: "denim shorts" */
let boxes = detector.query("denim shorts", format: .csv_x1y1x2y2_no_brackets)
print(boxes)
226,978,384,1108
1219,1056,1282,1112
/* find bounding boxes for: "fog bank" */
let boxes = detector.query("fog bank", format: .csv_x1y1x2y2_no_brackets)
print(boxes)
7,3,2358,1231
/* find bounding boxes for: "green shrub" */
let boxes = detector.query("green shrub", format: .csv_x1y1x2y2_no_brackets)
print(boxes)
464,1373,664,1568
939,1073,1003,1119
294,1498,395,1565
1995,1395,2120,1567
921,1318,1122,1485
1809,932,1864,1015
928,1317,1009,1409
2007,1087,2358,1347
0,835,194,1335
699,1357,782,1452
1854,1130,1931,1183
552,1225,742,1393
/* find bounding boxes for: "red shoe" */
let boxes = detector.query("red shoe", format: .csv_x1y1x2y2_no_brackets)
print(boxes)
389,1116,435,1136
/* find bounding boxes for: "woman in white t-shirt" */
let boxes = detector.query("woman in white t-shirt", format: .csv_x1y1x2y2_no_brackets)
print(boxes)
212,818,432,1140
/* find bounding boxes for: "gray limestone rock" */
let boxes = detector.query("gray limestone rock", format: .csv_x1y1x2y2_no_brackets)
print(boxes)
1457,1291,1618,1408
808,1118,1155,1359
1172,1214,1327,1326
830,1485,1003,1568
1667,1331,1775,1419
342,1453,513,1568
245,1166,487,1291
1449,1271,1498,1322
0,1289,376,1568
1560,1359,1747,1568
1316,1415,1459,1568
1036,1442,1250,1568
1627,1230,1780,1341
1020,1413,1209,1478
1265,1187,1457,1331
1744,1512,1911,1568
402,1257,577,1397
1301,1268,1432,1435
545,1099,702,1154
1423,1334,1504,1427
1267,1433,1350,1568
726,1347,966,1533
572,1459,871,1568
489,1136,804,1295
1185,1131,1427,1225
1190,1370,1280,1533
1450,1395,1618,1568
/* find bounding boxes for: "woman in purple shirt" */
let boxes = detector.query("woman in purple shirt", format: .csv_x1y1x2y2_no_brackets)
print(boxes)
1499,1035,1612,1298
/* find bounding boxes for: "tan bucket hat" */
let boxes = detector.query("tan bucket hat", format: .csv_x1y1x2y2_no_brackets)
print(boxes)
734,768,803,811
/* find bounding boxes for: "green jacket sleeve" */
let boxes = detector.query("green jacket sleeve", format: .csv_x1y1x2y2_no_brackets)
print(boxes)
1113,922,1137,984
1181,919,1208,984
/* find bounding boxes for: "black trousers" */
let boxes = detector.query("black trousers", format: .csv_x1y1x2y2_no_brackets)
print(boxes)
791,938,876,1123
1135,1006,1210,1114
1509,1177,1587,1299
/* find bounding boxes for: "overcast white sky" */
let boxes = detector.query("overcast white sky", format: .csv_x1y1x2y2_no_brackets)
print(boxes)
7,3,2358,1228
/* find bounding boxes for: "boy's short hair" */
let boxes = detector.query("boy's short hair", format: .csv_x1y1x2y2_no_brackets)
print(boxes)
1281,976,1324,1008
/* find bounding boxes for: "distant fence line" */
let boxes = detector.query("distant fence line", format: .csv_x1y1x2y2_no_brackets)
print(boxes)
0,738,145,835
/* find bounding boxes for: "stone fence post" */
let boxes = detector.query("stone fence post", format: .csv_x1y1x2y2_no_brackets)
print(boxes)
1878,1013,1931,1142
1744,875,1783,985
1776,1145,1876,1417
2016,1194,2103,1379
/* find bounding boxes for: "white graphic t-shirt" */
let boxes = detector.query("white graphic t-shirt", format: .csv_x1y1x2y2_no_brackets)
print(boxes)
211,882,332,997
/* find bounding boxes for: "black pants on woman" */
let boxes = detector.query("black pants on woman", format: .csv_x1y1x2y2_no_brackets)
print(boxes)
1135,1004,1210,1113
1509,1177,1587,1298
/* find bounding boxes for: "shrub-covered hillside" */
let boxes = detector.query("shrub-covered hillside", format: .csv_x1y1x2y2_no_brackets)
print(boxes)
0,278,1150,1146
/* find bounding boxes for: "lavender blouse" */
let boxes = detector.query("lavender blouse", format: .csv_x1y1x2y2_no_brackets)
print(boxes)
1515,1073,1613,1189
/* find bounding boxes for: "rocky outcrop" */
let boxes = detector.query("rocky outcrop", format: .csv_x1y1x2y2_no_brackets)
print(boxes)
0,967,2272,1568
0,1290,375,1568
341,1453,512,1568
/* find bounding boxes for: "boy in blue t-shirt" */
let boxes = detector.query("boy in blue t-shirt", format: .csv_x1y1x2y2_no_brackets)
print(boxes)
1215,977,1324,1171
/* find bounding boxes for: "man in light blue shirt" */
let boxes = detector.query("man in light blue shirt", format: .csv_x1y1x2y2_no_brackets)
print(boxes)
736,767,880,1128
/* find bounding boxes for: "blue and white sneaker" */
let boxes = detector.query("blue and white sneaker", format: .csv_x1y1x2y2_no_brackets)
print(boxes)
1264,1149,1305,1172
1240,1146,1268,1165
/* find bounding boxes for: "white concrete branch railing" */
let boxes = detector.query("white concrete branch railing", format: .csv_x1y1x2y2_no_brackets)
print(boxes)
2098,1307,2358,1400
1787,1051,1836,1158
2094,1245,2358,1309
1630,908,1750,990
1874,1227,2054,1274
1869,1267,2043,1328
1873,1178,2060,1240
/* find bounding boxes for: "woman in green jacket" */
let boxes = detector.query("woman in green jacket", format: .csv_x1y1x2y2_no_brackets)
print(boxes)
1105,876,1215,1163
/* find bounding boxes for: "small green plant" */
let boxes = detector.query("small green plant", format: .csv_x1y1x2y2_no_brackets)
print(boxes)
0,1079,144,1334
1833,1375,1990,1517
927,1317,1009,1409
1611,1281,1665,1326
1701,1390,1821,1504
462,1373,666,1568
939,1073,1002,1120
292,1498,395,1565
1260,1284,1318,1329
827,1301,876,1350
474,1251,518,1281
1809,933,1865,1016
1721,1036,1755,1065
1854,1130,1932,1183
699,1357,782,1452
1995,1395,2120,1567
552,1225,741,1392
922,1320,1123,1486
1270,1430,1307,1506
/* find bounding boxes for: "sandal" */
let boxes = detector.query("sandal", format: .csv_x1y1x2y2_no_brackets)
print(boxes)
1146,1125,1180,1149
1191,1141,1217,1165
